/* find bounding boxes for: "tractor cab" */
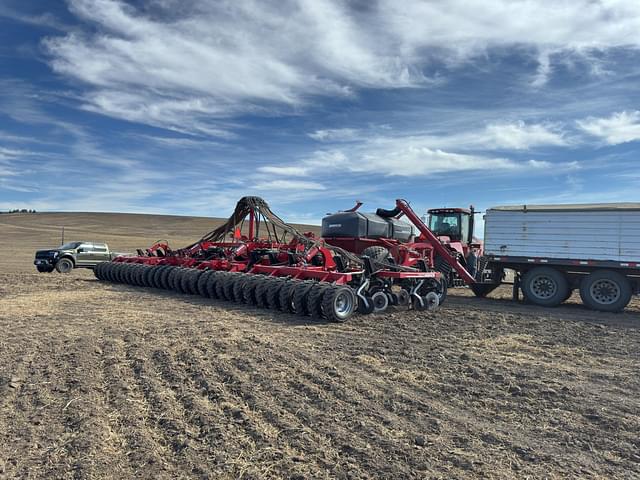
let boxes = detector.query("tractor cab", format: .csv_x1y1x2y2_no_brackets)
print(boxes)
427,207,474,245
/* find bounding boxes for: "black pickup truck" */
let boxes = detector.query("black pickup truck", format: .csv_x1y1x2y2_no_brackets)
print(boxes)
34,241,122,273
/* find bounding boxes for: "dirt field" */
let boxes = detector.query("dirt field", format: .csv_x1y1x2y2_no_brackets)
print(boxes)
1,213,639,479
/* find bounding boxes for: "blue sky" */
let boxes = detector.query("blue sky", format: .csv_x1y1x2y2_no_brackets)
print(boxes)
1,0,639,225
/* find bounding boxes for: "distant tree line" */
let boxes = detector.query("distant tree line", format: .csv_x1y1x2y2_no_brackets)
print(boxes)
1,209,37,214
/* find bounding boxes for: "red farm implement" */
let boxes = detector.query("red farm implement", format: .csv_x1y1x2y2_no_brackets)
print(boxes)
93,197,444,322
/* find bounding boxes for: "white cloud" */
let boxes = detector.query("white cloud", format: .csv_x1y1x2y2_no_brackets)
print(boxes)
577,111,640,145
481,121,568,150
43,0,640,134
258,139,567,180
308,128,360,142
253,179,327,191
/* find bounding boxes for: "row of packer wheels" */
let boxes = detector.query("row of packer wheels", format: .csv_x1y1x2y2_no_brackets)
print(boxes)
94,262,358,322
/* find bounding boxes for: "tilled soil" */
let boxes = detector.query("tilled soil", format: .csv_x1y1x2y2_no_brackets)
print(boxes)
1,271,638,479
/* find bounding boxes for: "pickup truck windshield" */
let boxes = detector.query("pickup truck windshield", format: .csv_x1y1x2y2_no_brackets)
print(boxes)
59,242,81,250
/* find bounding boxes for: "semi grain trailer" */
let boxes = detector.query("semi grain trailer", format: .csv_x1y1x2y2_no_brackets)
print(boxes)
480,203,640,312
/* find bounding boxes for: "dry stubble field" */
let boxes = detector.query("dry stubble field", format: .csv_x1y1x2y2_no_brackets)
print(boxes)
0,212,639,479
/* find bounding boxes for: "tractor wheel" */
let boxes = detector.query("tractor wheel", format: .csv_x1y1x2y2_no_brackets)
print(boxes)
322,286,357,322
197,270,213,297
242,275,262,304
266,278,286,310
307,283,332,319
55,257,74,274
522,267,569,307
579,270,632,312
361,246,392,266
292,280,315,315
278,279,299,313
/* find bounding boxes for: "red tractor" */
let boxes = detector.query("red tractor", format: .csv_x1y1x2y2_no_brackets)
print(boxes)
424,207,483,287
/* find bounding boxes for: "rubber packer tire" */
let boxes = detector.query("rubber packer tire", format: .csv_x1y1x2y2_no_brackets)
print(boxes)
207,271,225,299
522,266,569,307
579,270,632,313
243,275,263,304
278,279,299,313
322,286,357,323
103,263,115,282
223,273,240,302
180,269,200,295
292,281,315,315
168,268,184,292
148,265,163,288
233,274,251,303
142,265,155,287
130,265,143,286
93,262,104,280
115,264,127,283
214,272,231,300
197,270,213,297
255,277,276,308
266,278,286,310
125,264,139,285
189,270,205,294
159,266,174,289
307,283,332,319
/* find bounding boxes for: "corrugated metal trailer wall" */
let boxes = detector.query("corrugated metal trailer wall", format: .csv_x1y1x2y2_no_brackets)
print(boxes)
484,207,640,262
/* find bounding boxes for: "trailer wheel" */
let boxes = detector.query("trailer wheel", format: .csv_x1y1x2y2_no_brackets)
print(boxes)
322,286,356,322
579,270,632,312
55,257,74,274
522,267,569,307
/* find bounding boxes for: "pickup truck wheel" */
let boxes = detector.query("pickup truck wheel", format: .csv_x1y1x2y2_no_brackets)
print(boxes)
55,257,74,274
522,267,568,307
579,270,632,312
